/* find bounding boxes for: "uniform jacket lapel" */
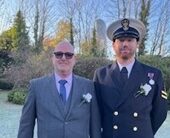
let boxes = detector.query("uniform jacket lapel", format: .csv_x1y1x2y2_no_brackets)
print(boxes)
103,63,122,109
109,63,122,91
116,60,145,107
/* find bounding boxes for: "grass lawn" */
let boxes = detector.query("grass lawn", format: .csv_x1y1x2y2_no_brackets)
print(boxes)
0,90,23,138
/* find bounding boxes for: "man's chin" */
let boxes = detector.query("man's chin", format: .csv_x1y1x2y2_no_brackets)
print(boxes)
58,69,70,76
59,69,68,72
121,55,129,60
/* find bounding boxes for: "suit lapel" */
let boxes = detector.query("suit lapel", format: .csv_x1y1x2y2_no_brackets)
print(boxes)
116,61,145,107
48,74,65,118
66,75,81,119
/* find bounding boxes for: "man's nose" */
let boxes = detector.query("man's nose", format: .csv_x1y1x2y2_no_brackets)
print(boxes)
122,42,128,47
61,54,66,59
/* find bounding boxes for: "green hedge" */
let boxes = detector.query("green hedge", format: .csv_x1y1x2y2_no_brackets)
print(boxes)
74,57,111,79
74,56,170,105
8,88,27,105
5,56,170,105
139,55,170,92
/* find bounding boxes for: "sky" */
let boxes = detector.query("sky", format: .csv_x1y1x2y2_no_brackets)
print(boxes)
0,0,170,56
0,0,17,32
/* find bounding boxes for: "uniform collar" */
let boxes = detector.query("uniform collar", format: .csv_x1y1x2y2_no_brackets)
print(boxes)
117,59,135,77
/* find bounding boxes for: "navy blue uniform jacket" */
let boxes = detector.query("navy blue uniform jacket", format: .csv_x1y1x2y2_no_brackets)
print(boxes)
93,60,168,138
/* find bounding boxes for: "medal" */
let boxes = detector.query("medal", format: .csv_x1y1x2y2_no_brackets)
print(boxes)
148,73,155,85
149,79,155,85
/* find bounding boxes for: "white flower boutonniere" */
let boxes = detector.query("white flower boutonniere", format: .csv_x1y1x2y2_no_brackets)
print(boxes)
79,93,92,106
135,83,152,98
135,72,155,98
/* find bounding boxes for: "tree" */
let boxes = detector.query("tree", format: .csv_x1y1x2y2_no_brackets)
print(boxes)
90,26,98,56
80,40,91,57
91,25,107,57
106,0,170,56
106,0,140,19
54,19,72,44
43,19,72,50
0,28,15,51
80,24,106,57
0,50,13,72
70,17,74,45
0,28,16,72
58,0,77,46
9,10,30,65
13,10,30,52
138,0,150,56
30,0,57,53
0,10,29,52
33,0,40,53
150,0,170,56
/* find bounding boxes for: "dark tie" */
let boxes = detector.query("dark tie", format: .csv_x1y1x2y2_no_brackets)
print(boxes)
120,67,128,86
59,80,67,104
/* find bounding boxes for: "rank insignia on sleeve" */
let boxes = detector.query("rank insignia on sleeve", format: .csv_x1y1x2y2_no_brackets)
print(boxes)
161,90,168,99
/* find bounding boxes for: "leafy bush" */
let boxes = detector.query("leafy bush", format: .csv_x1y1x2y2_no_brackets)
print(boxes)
13,91,26,104
0,50,13,72
0,79,13,90
5,54,111,87
139,55,170,91
8,90,14,102
5,51,52,88
3,54,170,105
74,57,111,79
8,88,27,104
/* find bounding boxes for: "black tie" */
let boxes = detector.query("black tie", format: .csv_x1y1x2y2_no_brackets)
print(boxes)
120,67,128,86
59,80,67,104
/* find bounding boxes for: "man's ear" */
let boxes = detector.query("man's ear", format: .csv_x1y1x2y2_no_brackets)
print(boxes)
73,54,77,64
74,54,77,60
137,41,139,48
112,41,115,49
136,41,140,53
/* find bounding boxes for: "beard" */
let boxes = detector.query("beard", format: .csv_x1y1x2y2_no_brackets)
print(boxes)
118,47,135,60
121,55,129,60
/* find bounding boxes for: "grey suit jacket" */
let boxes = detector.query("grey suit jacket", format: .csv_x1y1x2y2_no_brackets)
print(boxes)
17,74,101,138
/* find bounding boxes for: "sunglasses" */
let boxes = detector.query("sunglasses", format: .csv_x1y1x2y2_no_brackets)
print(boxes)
53,52,74,59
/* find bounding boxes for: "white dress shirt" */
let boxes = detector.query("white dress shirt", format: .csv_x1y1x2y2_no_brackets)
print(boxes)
117,60,135,78
54,73,73,100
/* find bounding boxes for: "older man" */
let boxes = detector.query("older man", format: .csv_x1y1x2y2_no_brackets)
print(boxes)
18,40,101,138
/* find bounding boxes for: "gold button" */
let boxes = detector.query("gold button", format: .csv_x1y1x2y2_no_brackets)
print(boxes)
133,126,138,131
114,111,118,116
133,112,138,117
113,125,118,130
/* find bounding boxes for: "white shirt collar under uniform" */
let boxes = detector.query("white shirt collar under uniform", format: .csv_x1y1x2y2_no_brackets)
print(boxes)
117,60,135,78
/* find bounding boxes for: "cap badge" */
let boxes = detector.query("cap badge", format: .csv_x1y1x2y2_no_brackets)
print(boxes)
121,19,129,31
